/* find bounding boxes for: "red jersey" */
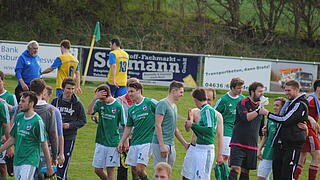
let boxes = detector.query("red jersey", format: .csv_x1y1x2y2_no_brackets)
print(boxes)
307,96,319,121
307,96,319,133
301,96,320,152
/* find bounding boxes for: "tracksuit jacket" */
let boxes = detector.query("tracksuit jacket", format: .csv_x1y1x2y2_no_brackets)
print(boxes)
268,94,308,148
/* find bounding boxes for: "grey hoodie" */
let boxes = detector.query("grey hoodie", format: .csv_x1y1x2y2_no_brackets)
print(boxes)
35,100,58,160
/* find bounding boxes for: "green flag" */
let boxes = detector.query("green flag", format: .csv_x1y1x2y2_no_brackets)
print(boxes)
94,21,100,42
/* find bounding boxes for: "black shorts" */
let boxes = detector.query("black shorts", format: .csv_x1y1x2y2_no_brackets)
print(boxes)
229,145,257,170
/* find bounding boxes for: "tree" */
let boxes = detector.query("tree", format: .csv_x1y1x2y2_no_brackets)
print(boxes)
287,0,320,45
252,0,287,40
204,0,241,28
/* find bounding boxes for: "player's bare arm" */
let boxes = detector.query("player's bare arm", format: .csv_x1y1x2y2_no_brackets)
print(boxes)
155,114,168,158
0,136,14,153
118,126,133,153
216,111,224,165
75,70,82,95
41,67,54,75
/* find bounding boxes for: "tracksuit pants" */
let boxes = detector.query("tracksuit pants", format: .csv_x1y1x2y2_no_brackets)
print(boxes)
272,145,301,180
57,139,76,180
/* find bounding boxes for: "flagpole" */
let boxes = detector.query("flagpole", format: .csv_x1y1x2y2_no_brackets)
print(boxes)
82,35,96,85
82,21,100,86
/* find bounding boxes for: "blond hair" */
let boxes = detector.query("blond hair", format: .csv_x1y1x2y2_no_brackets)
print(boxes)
155,162,172,178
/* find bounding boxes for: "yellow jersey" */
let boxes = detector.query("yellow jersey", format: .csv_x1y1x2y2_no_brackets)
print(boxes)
51,54,79,89
107,49,129,86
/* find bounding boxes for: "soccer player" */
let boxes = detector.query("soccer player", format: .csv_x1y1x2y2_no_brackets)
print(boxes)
184,88,224,180
214,77,244,164
182,88,224,180
257,97,285,180
0,100,11,179
30,78,58,180
294,79,320,180
153,81,188,168
154,162,172,180
51,78,87,180
117,82,158,180
0,71,15,178
0,91,54,179
107,38,129,98
14,40,41,102
0,71,18,119
41,39,82,96
88,84,125,180
260,80,308,180
116,78,140,180
43,85,65,167
228,82,265,180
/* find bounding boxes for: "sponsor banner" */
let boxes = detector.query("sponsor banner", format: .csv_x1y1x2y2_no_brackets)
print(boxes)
203,57,318,92
82,48,198,85
203,57,272,92
0,42,78,78
270,62,317,92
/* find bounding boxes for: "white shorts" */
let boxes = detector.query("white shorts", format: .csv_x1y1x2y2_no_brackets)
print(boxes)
222,136,231,156
257,159,273,178
14,165,36,180
0,147,6,164
126,143,151,166
186,144,215,180
152,143,176,168
92,143,120,168
181,144,196,179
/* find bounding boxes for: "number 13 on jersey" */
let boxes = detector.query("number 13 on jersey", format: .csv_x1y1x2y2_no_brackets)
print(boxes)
119,61,127,72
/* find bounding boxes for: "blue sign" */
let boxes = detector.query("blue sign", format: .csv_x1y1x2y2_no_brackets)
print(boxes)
82,48,199,83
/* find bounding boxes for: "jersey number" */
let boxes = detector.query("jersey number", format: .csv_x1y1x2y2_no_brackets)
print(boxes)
69,66,74,77
119,61,127,72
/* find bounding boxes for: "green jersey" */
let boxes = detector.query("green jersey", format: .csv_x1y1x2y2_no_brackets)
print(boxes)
10,112,47,167
262,119,278,160
192,104,218,145
0,90,17,117
153,98,177,145
0,102,10,145
214,92,245,137
94,99,125,147
127,97,157,146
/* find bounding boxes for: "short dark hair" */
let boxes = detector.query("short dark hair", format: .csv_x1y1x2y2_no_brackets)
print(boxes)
60,39,71,49
248,82,264,96
274,97,286,106
95,84,111,97
30,78,46,96
285,80,300,89
22,91,38,108
0,71,4,80
230,77,244,89
192,88,207,101
62,78,76,89
128,82,143,94
313,79,320,92
110,38,121,47
169,81,184,93
45,85,53,96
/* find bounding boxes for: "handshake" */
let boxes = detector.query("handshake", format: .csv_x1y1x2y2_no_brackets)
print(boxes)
258,96,269,116
259,96,269,109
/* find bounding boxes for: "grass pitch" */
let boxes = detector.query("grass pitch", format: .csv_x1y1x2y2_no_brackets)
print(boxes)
3,76,312,179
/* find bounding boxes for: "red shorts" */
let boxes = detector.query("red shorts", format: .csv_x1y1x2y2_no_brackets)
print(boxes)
301,129,320,152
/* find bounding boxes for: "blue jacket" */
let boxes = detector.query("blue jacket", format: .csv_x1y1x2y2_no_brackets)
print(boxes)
15,50,41,86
